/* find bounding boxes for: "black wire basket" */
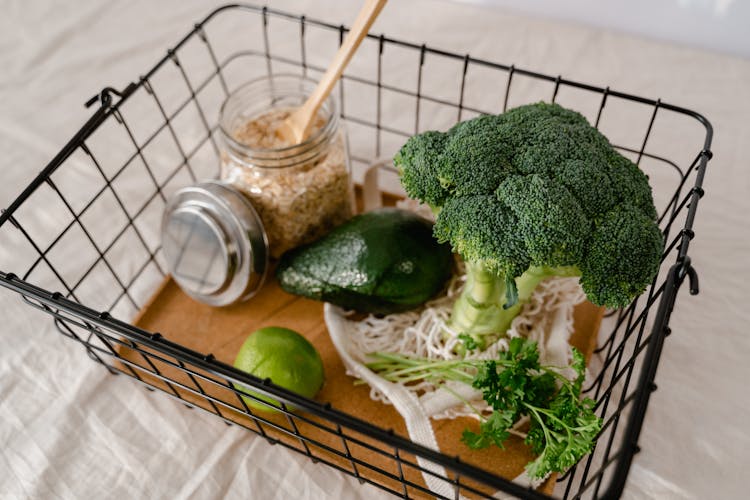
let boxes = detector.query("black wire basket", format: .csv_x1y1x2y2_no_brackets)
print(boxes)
0,4,712,499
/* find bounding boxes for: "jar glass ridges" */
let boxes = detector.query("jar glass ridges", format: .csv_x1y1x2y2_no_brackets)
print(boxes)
218,74,353,259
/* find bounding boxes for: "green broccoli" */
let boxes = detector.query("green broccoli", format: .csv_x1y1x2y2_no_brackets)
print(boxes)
394,102,663,349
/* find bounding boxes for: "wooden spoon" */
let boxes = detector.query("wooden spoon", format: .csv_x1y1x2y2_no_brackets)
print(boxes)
278,0,388,145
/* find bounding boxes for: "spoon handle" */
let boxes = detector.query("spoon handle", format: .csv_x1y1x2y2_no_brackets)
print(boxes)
290,0,388,143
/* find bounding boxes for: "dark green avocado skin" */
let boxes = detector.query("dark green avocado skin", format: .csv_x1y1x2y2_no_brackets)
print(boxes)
276,208,453,314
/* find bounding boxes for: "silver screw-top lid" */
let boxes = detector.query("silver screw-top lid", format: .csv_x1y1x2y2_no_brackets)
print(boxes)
161,181,268,306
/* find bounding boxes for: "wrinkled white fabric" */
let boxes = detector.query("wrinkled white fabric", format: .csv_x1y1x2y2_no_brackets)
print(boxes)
1,1,749,499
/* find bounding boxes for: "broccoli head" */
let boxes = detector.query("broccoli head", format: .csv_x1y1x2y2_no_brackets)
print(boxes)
395,102,663,348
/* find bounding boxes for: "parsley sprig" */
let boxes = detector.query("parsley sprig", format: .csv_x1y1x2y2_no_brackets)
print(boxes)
366,337,602,479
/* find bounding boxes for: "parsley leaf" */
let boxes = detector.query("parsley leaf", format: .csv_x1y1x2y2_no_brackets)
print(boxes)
465,337,602,479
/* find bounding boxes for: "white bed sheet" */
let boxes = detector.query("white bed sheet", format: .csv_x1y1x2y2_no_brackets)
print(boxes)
1,1,748,499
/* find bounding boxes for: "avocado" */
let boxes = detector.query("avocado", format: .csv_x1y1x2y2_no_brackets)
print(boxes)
276,208,453,314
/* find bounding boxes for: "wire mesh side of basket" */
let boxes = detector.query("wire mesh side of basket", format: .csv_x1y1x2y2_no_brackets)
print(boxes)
0,4,712,499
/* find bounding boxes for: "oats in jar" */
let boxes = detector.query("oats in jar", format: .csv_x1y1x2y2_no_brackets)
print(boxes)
220,106,352,259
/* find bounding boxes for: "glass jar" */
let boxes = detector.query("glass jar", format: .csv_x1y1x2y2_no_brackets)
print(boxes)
218,74,353,259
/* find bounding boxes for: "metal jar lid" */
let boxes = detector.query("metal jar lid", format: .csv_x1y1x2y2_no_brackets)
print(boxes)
161,181,268,306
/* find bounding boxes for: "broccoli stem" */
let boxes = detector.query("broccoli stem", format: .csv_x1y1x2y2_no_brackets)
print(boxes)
449,263,579,349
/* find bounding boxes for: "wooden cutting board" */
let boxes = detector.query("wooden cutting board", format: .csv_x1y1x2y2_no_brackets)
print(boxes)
117,192,604,498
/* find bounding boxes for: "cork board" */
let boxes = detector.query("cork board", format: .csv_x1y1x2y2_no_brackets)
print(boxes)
117,194,604,498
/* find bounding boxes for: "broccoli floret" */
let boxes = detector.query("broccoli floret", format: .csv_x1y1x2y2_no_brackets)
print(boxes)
394,130,449,207
394,102,663,348
580,203,663,307
434,194,529,278
497,174,589,267
438,115,515,197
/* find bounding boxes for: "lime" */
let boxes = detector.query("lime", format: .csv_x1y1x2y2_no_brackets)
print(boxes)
233,326,325,412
